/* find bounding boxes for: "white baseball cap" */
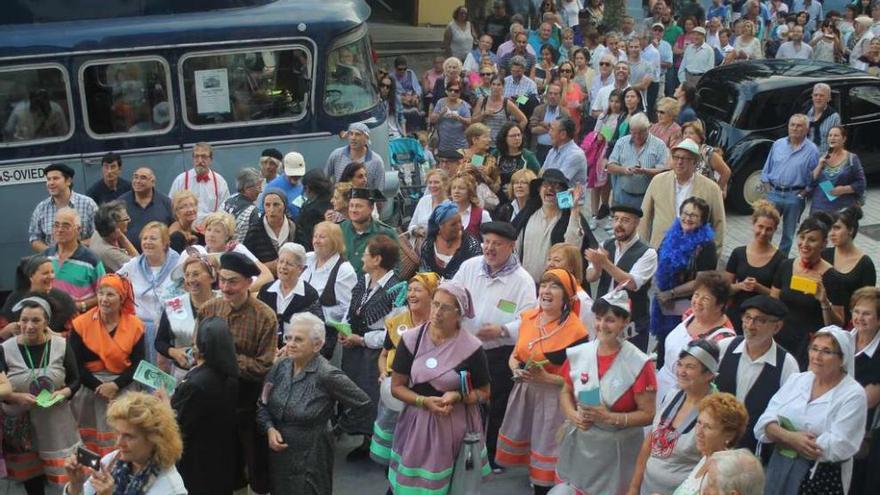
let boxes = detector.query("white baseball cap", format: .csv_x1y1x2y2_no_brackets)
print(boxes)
283,152,306,177
672,138,701,156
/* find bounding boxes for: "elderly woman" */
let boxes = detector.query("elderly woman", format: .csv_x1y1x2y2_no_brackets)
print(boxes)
757,326,868,495
201,211,274,289
450,173,491,238
409,169,450,232
430,79,473,153
810,126,867,214
326,181,353,223
681,120,731,195
1,255,76,337
371,272,440,466
257,242,326,352
849,287,880,494
822,206,876,324
1,296,80,494
555,289,657,495
388,280,491,494
244,188,297,274
168,190,203,252
155,246,220,380
257,313,371,495
652,198,720,369
672,393,749,495
658,272,736,404
496,168,537,223
630,339,720,495
117,222,180,366
304,221,357,328
650,97,682,148
420,200,483,279
225,167,262,243
63,392,186,495
496,268,590,494
69,274,144,457
546,243,595,333
171,317,238,495
460,123,499,181
342,234,402,460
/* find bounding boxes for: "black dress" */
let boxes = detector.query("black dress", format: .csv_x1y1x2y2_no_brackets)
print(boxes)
170,231,205,253
171,365,238,495
419,233,483,279
725,246,786,333
822,247,877,324
1,288,77,334
256,281,330,356
772,259,845,369
851,332,880,495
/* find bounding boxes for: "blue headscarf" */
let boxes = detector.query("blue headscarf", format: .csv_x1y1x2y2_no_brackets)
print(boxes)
427,200,460,238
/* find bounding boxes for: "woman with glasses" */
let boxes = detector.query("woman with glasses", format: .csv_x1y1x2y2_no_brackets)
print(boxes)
429,80,472,153
492,122,539,204
757,326,868,495
649,97,682,149
555,60,585,137
496,168,537,223
848,287,880,495
379,74,406,139
471,59,496,100
473,75,527,142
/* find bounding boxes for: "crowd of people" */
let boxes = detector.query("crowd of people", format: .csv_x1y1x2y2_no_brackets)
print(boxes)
0,1,879,495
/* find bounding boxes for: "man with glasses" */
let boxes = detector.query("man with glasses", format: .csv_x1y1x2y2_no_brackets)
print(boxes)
590,59,630,118
169,142,230,225
502,55,539,99
585,205,658,351
89,200,137,272
606,113,669,210
119,167,174,251
529,83,570,163
588,53,616,117
43,207,106,314
29,163,98,252
86,152,131,205
639,138,726,254
716,295,798,456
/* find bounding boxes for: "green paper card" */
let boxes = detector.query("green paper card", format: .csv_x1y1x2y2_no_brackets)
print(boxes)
777,415,799,458
516,95,529,105
35,389,63,408
470,154,485,167
327,319,353,337
497,299,517,314
599,126,614,141
133,360,176,394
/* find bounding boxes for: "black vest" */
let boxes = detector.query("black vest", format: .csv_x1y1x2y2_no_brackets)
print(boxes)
596,238,651,326
717,336,787,453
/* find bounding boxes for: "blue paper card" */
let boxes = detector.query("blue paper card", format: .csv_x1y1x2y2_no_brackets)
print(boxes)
577,388,601,407
818,180,837,201
556,190,574,209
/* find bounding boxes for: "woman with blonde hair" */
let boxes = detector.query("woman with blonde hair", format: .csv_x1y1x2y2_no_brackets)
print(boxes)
650,97,682,148
408,169,449,232
168,190,202,252
304,221,357,328
496,168,537,223
681,120,731,195
734,20,764,60
326,182,353,223
449,173,491,238
201,211,274,290
63,392,186,495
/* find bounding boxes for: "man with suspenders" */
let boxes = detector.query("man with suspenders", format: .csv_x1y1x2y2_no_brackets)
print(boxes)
169,142,230,225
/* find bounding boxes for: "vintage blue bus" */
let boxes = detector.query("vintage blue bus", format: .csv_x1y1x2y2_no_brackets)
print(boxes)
0,0,391,290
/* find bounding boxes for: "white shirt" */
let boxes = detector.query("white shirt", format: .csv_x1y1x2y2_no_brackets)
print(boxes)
460,205,492,231
717,337,800,403
73,451,187,495
854,328,880,359
674,176,695,216
591,83,622,114
453,256,538,350
168,169,230,225
303,252,357,324
754,372,867,492
408,194,437,232
775,41,813,59
641,43,662,80
265,277,305,316
519,207,583,282
657,319,735,406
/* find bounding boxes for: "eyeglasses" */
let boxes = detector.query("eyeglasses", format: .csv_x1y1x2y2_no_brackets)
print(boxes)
447,88,461,94
480,72,494,77
117,217,131,223
53,222,75,231
599,62,612,66
809,345,842,357
680,211,701,220
742,314,779,326
431,300,460,313
559,69,573,73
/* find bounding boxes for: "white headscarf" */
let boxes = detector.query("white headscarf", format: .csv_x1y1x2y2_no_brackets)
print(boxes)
815,325,856,376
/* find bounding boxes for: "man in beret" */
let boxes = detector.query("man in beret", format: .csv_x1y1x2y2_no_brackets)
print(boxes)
259,148,283,187
453,221,537,472
584,204,657,351
198,252,278,495
29,163,99,252
716,295,798,456
435,148,464,176
340,188,398,274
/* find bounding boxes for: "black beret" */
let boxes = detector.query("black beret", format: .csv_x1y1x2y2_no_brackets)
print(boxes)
480,221,517,241
610,205,643,218
536,168,570,188
44,163,75,179
261,148,283,162
436,149,464,160
220,252,260,278
740,295,788,319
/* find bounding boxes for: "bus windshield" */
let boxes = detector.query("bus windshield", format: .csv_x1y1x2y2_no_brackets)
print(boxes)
323,36,379,116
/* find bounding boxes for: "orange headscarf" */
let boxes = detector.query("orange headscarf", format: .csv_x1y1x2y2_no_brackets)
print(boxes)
98,274,136,316
542,268,581,317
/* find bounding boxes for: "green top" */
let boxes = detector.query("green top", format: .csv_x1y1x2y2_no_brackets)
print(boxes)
340,219,399,274
663,24,683,46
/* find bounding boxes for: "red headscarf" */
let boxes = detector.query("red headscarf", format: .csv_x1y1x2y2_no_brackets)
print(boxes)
98,274,136,316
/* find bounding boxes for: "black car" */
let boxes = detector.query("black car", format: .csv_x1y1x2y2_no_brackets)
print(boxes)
697,59,880,213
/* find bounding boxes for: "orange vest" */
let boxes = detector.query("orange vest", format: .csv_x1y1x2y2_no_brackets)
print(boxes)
72,309,144,374
514,308,588,375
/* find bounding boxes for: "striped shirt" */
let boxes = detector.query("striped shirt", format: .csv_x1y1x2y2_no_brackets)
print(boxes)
503,75,538,98
45,244,106,303
28,192,98,245
608,134,670,195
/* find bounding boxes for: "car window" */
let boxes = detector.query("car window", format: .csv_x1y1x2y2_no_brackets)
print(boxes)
848,85,880,120
181,46,311,127
696,85,736,123
736,89,800,130
323,36,380,116
81,58,173,138
1,65,73,146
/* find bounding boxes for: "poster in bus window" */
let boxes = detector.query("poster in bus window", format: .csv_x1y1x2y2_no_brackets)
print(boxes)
194,69,231,114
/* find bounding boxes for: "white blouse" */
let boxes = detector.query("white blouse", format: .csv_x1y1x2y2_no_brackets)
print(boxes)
408,194,437,232
303,252,357,324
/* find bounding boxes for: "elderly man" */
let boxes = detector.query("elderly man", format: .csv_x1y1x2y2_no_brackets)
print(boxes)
716,295,799,456
760,113,820,256
851,16,876,68
29,163,98,252
258,148,282,187
512,169,594,281
585,205,657,351
340,188,398,274
118,167,173,252
806,83,840,153
89,200,137,273
529,84,570,162
639,138,726,254
263,152,306,219
199,252,277,495
606,113,669,209
502,55,539,98
86,152,131,205
703,449,765,495
453,221,537,472
528,21,560,55
435,148,464,177
325,123,386,191
620,15,637,41
590,60,631,118
776,24,813,59
588,53,616,115
678,26,715,87
499,32,538,75
169,142,230,224
542,117,588,186
497,22,537,59
44,207,106,314
223,167,263,242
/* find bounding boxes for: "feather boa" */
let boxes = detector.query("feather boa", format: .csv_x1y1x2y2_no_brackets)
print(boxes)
655,221,715,290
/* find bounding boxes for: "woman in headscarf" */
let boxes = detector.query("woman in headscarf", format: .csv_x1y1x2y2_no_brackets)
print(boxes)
756,326,868,495
496,268,590,495
388,280,491,494
371,272,440,466
1,255,77,337
244,189,297,275
69,274,145,457
1,296,80,494
419,200,483,279
171,317,239,495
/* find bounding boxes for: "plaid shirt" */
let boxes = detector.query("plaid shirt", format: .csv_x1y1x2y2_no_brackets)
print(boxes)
198,296,277,382
28,192,98,245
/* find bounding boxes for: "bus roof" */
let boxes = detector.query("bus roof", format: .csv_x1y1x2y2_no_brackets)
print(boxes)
0,0,371,60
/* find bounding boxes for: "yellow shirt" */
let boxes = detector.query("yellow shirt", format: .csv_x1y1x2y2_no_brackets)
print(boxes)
384,310,415,372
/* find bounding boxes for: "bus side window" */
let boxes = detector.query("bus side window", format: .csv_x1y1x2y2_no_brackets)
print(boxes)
80,58,174,138
1,65,72,145
324,36,379,116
